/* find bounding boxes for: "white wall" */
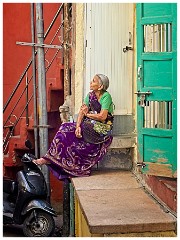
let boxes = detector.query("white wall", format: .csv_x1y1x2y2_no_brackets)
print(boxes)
85,3,134,115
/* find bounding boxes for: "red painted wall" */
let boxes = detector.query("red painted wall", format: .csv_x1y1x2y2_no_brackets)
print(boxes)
3,3,62,100
3,3,64,210
3,3,63,132
3,3,31,105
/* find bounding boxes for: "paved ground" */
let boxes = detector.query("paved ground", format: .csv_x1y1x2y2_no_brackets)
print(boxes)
3,214,63,237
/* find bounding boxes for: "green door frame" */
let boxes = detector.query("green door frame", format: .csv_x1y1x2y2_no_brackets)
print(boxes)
136,3,177,178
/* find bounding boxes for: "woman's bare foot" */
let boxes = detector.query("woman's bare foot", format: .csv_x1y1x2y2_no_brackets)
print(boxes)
33,158,50,165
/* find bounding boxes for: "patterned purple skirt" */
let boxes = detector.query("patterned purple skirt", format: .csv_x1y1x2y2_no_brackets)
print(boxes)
43,122,113,180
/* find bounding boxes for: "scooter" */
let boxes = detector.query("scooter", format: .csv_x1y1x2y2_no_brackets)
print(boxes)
3,140,57,237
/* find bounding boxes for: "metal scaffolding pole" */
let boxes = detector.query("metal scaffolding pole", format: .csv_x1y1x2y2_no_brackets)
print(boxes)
31,3,38,158
63,3,71,99
36,3,50,198
62,3,70,237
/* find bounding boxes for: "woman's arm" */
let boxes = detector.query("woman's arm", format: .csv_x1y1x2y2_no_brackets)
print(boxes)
75,104,88,138
86,92,112,122
76,104,88,128
86,109,108,122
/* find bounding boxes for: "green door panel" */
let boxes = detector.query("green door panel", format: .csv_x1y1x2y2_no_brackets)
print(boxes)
144,135,172,163
142,3,173,18
136,3,177,178
144,60,173,88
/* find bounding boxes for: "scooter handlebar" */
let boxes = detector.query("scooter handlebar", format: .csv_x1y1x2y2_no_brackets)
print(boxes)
22,153,37,163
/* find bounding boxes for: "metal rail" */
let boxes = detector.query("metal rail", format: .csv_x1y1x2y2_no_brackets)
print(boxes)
3,3,65,153
3,3,64,113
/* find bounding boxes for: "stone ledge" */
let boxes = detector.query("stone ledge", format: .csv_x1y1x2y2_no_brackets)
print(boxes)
72,171,176,235
109,135,136,149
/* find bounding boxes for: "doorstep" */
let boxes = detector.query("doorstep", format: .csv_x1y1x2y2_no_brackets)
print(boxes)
71,171,176,237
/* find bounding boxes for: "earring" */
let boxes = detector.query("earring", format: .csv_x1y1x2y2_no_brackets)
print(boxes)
98,85,103,91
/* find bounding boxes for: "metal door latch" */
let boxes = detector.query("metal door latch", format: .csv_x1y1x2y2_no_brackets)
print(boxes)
123,46,133,52
137,65,142,80
134,91,152,108
138,94,145,107
136,162,146,168
134,91,152,96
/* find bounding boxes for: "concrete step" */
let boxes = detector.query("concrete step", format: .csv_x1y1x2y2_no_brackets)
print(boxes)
110,134,136,149
94,135,136,170
71,171,176,237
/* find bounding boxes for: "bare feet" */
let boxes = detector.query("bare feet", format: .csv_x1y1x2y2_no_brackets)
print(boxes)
33,158,50,165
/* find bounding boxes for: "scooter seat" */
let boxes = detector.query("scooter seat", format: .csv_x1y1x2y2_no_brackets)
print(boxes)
3,178,17,194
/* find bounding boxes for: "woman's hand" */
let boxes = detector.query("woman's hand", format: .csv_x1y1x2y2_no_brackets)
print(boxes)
80,104,88,116
75,104,88,138
75,126,82,138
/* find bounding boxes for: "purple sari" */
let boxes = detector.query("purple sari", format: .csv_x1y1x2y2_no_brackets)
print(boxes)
43,91,113,180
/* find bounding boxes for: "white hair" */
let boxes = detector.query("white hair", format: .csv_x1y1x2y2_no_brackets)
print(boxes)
96,74,109,91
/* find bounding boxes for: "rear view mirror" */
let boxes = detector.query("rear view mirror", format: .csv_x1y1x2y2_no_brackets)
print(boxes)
25,139,32,149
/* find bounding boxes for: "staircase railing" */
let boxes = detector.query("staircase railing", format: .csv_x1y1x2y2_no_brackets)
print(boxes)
3,3,67,154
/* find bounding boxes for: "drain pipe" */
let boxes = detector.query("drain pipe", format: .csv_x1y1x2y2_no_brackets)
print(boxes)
36,3,50,199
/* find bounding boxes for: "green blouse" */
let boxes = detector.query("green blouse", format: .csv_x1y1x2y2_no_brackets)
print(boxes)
84,91,114,114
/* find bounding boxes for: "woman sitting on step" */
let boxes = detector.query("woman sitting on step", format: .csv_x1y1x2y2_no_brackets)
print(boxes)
33,74,114,180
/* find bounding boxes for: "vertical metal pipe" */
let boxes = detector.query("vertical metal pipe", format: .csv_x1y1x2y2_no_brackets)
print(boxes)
62,181,70,237
169,102,172,129
36,3,50,197
69,183,75,236
149,101,151,128
25,72,29,126
31,3,38,157
64,3,70,99
153,101,155,128
63,3,70,237
157,101,160,128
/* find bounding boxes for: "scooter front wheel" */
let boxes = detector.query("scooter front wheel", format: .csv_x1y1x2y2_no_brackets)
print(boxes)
23,210,55,237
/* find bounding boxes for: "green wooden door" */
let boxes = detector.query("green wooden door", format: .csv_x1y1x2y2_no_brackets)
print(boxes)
136,3,177,178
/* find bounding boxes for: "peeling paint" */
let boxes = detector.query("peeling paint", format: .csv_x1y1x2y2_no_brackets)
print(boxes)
156,158,168,163
142,162,173,178
153,149,166,154
150,157,168,163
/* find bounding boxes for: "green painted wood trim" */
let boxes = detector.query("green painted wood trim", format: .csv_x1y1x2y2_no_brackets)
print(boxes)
141,16,173,25
136,3,145,162
136,3,177,175
141,52,173,60
171,4,177,172
141,128,173,137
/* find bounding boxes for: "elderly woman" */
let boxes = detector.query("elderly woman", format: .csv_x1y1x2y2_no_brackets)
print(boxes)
33,74,114,180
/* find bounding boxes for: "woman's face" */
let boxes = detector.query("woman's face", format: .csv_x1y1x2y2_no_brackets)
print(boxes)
90,75,102,91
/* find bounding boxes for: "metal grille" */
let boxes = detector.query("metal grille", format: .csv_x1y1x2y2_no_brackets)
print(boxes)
144,24,172,52
144,100,172,129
